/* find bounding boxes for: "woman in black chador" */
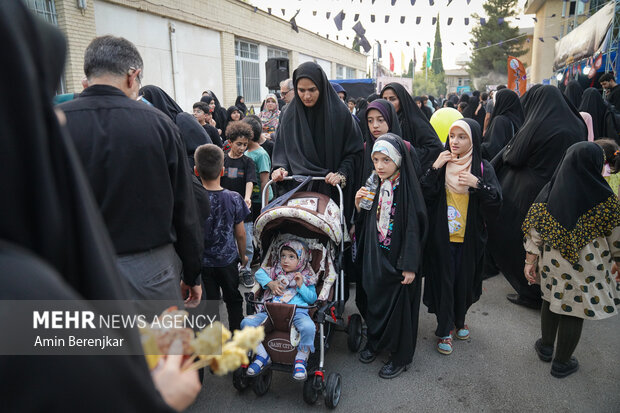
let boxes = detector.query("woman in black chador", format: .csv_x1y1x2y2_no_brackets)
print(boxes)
421,119,502,355
487,85,587,309
564,80,584,109
354,134,428,379
380,83,443,172
481,88,525,161
271,62,363,216
578,88,619,143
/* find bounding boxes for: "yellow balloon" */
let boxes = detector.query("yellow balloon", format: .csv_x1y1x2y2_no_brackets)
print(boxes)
430,108,463,143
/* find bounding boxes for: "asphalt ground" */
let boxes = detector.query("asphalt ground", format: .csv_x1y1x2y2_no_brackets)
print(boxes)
188,275,620,412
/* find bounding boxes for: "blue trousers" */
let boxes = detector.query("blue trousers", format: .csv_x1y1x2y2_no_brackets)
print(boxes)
241,308,315,353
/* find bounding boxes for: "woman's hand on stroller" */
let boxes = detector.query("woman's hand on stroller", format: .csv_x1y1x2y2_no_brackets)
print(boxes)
402,271,416,285
325,172,343,186
271,168,288,182
266,280,285,296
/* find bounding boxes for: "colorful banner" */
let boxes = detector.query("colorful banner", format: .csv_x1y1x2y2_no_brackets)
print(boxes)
507,56,527,97
390,52,395,72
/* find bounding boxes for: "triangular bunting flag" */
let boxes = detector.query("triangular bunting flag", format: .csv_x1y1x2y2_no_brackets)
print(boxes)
385,16,390,23
333,10,345,31
447,17,453,25
313,11,317,16
253,7,257,12
429,0,434,5
371,15,375,22
533,17,538,22
432,17,437,25
411,0,416,4
406,41,410,46
552,36,559,40
392,0,397,5
354,14,359,21
447,0,453,5
539,37,544,42
353,21,366,37
498,17,504,24
281,9,285,16
416,16,422,24
359,36,371,53
480,17,486,25
289,9,300,33
267,8,271,15
464,17,469,25
401,16,406,24
326,12,331,19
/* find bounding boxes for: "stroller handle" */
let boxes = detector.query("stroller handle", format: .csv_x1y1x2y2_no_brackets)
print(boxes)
245,293,318,310
261,176,345,226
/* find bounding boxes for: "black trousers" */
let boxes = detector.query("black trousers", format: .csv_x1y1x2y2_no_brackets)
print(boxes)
201,261,243,331
436,243,467,337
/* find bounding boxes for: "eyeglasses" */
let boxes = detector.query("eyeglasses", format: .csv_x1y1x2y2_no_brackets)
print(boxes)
281,89,293,96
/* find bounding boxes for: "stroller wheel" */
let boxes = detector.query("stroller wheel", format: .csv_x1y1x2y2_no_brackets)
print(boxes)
251,368,272,396
347,314,363,352
232,368,249,392
324,372,342,409
303,375,320,405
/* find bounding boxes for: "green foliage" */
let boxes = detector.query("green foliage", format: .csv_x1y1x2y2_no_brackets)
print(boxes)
412,71,446,96
432,15,444,75
404,59,415,77
468,0,527,78
352,36,361,53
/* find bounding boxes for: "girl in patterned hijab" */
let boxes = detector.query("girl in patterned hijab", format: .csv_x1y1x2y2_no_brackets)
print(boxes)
240,239,318,380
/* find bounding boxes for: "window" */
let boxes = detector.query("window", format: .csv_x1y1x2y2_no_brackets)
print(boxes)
267,47,288,59
337,64,356,79
235,40,260,103
24,0,58,25
346,67,356,79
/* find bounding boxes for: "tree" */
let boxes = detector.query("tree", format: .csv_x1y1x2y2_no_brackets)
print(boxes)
352,36,361,53
412,70,446,96
404,59,414,77
420,51,427,72
432,15,444,75
468,0,527,78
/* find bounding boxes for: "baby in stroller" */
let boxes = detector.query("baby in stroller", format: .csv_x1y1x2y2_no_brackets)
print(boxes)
240,240,317,380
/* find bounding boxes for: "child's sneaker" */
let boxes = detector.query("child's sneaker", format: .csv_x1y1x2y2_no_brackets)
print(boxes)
456,325,470,340
247,354,271,376
293,358,307,381
437,335,453,355
240,270,255,288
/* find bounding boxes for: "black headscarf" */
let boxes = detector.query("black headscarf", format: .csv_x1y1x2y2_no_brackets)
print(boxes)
481,89,524,160
459,94,470,104
224,105,245,136
463,95,486,130
141,85,211,166
200,94,227,130
380,83,443,171
579,88,619,141
272,61,363,178
519,83,542,117
0,3,175,411
523,142,620,264
361,99,404,181
564,80,584,109
235,96,248,115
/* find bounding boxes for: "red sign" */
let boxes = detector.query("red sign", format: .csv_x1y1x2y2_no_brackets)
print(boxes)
507,56,527,97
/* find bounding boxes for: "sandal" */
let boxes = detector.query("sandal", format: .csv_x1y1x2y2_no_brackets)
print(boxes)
293,358,307,381
437,335,453,355
247,354,271,376
456,325,470,340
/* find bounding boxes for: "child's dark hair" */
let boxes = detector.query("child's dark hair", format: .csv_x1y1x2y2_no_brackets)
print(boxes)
458,102,468,112
594,138,620,173
242,116,262,142
193,102,210,113
194,144,224,180
225,121,253,142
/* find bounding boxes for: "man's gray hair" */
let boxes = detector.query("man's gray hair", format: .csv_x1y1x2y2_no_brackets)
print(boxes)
84,35,143,80
280,78,293,90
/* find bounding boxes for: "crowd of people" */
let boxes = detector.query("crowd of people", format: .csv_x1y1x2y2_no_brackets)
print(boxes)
3,2,620,411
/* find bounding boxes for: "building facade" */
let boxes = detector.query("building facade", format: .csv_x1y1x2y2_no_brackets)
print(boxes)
28,0,367,111
445,69,470,94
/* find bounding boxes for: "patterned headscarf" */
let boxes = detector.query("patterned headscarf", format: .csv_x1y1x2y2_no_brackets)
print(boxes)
259,93,281,133
263,240,317,304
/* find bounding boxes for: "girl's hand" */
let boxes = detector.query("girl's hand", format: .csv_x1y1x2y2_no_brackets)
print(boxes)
524,263,538,285
402,271,416,284
612,262,619,282
355,187,369,212
294,273,304,288
325,172,342,186
267,281,284,296
432,150,452,169
271,168,288,182
458,171,479,189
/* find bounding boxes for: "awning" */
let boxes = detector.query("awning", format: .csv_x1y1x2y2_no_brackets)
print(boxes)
553,2,615,71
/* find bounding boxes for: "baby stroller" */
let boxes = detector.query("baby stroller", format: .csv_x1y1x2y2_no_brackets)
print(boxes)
232,177,363,409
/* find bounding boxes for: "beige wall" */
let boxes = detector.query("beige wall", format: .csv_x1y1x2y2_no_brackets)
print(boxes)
53,0,366,107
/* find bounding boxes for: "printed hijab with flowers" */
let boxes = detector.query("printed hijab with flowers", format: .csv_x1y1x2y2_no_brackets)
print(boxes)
263,240,318,303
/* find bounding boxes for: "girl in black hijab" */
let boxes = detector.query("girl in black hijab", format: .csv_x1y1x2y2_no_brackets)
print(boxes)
0,3,199,410
271,62,363,213
463,95,486,131
354,133,427,378
140,85,211,168
235,95,248,115
200,94,227,132
522,141,620,378
487,85,588,309
564,80,584,109
578,88,619,142
224,105,244,136
421,119,501,355
481,88,525,160
380,83,443,172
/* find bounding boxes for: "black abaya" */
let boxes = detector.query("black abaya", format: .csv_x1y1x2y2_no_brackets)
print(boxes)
381,83,443,172
564,80,584,109
487,85,587,303
481,89,524,160
421,119,502,337
356,134,428,366
579,88,619,142
0,3,176,410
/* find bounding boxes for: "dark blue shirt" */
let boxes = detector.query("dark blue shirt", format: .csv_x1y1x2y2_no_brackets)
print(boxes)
202,189,250,267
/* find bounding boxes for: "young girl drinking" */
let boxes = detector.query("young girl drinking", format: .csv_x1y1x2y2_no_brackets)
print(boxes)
354,133,428,379
240,240,317,380
421,118,502,355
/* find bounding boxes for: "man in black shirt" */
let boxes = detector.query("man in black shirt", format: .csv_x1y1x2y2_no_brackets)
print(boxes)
193,101,223,147
61,36,203,304
600,72,620,110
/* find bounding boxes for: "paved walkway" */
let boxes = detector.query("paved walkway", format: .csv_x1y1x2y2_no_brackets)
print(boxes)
189,275,620,412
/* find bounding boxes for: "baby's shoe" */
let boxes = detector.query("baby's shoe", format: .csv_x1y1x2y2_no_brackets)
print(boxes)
293,358,307,381
247,354,271,376
437,335,453,355
456,325,470,340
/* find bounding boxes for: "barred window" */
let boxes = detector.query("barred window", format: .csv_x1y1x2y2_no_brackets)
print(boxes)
267,47,288,59
235,40,260,103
